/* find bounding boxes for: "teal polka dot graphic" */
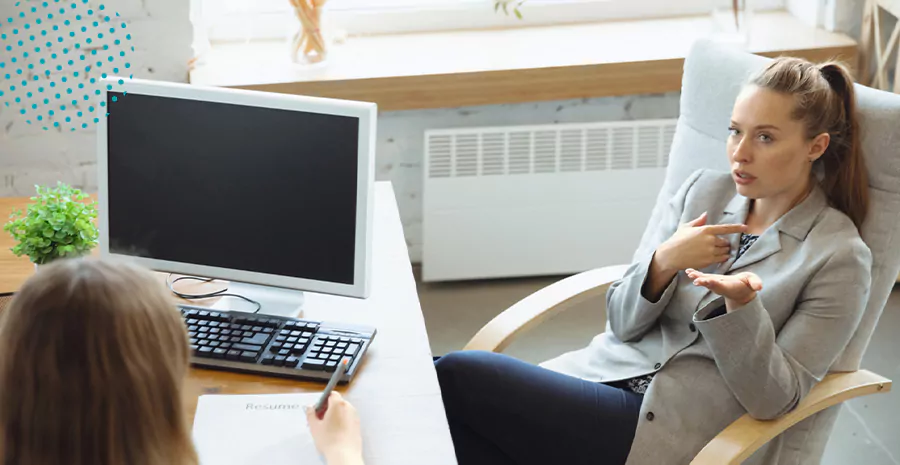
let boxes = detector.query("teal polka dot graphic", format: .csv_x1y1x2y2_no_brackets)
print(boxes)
1,1,134,131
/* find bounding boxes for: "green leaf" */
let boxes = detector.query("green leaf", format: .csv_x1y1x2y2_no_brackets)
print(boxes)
514,8,522,19
495,1,500,12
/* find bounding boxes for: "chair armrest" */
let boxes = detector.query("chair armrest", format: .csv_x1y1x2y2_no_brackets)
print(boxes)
691,369,893,465
462,264,629,353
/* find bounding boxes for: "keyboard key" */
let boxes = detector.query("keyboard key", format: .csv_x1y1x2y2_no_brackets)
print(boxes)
325,341,336,348
208,321,220,328
302,359,325,370
212,348,227,359
219,343,232,350
325,360,338,371
345,344,360,356
226,350,241,361
199,311,210,317
289,330,301,337
188,325,199,332
337,342,348,349
261,354,275,365
190,344,199,353
274,356,287,367
262,328,274,334
293,343,306,351
231,343,262,352
209,341,220,348
280,329,291,336
241,333,271,346
230,323,242,330
299,338,310,345
276,336,287,343
210,328,221,334
339,337,350,342
186,318,198,325
350,338,362,344
278,349,291,356
198,340,209,346
186,309,199,317
240,325,252,331
198,346,214,356
198,320,209,327
189,338,198,345
329,354,342,361
199,327,210,333
229,336,241,343
271,342,284,351
285,356,300,368
252,326,263,332
322,347,333,354
305,323,319,330
308,352,320,359
287,337,298,343
240,351,258,362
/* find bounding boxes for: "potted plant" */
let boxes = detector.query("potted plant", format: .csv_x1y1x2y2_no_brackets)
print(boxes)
3,183,99,268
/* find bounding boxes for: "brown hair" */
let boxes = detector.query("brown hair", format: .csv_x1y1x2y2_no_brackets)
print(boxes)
749,57,869,229
0,258,198,465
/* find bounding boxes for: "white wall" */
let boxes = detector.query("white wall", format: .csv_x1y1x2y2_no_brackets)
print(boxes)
0,0,192,197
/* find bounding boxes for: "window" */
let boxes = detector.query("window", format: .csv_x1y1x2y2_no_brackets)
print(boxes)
195,0,785,43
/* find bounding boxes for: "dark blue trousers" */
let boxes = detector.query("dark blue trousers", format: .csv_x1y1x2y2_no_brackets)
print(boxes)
435,351,642,465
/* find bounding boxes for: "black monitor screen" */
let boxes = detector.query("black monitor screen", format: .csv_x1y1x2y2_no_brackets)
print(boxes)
106,92,359,285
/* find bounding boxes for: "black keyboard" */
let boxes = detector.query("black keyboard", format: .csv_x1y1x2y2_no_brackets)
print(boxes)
179,305,376,383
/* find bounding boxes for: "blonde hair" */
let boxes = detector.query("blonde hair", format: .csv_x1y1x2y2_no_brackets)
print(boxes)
0,258,198,465
749,57,869,229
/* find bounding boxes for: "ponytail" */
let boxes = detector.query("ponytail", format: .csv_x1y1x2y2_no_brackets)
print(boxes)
818,63,869,230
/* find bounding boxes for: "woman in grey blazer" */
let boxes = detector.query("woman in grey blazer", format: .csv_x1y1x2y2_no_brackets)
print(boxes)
435,56,872,465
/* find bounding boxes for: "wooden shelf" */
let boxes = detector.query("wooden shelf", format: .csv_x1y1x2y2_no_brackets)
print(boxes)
190,11,858,111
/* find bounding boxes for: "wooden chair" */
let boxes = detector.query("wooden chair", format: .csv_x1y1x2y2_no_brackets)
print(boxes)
464,39,900,464
859,0,900,93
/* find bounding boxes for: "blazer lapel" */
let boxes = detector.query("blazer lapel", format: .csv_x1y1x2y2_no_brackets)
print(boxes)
725,227,782,273
725,183,828,274
715,193,751,274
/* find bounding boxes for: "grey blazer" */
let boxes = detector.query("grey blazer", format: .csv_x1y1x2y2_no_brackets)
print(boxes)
540,169,872,465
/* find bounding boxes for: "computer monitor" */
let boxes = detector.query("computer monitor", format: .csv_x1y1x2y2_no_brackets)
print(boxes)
96,78,376,317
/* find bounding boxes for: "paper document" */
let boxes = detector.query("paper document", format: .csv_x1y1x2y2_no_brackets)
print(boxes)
192,393,324,465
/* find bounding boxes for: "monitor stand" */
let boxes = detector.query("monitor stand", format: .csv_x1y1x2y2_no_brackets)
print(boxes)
208,281,305,319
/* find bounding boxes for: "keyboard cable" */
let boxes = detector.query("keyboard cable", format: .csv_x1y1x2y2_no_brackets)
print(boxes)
166,274,262,313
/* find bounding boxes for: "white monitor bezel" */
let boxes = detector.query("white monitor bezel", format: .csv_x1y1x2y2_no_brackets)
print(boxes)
96,78,376,299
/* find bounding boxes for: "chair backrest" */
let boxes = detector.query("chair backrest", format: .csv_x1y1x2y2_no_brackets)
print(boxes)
648,39,900,373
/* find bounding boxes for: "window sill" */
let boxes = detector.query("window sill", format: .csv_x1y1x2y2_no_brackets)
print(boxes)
189,11,857,111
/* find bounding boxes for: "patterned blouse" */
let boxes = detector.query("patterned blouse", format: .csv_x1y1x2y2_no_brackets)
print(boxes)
610,232,760,395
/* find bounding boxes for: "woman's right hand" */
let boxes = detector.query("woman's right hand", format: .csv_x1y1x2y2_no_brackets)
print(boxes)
655,212,747,272
306,392,364,465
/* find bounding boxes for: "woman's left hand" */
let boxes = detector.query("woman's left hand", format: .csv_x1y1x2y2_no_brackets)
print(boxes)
685,268,763,311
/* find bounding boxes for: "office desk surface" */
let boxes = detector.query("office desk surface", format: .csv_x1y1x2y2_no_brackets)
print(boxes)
0,182,458,465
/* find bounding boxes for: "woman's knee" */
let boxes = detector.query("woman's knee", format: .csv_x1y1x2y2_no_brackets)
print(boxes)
435,351,501,396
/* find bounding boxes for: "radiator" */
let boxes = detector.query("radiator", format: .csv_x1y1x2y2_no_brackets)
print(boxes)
421,119,678,282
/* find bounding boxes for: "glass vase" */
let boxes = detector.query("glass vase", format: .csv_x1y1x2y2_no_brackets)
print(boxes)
288,0,330,66
710,0,754,47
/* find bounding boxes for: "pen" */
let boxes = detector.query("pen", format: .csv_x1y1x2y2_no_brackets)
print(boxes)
314,358,348,419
